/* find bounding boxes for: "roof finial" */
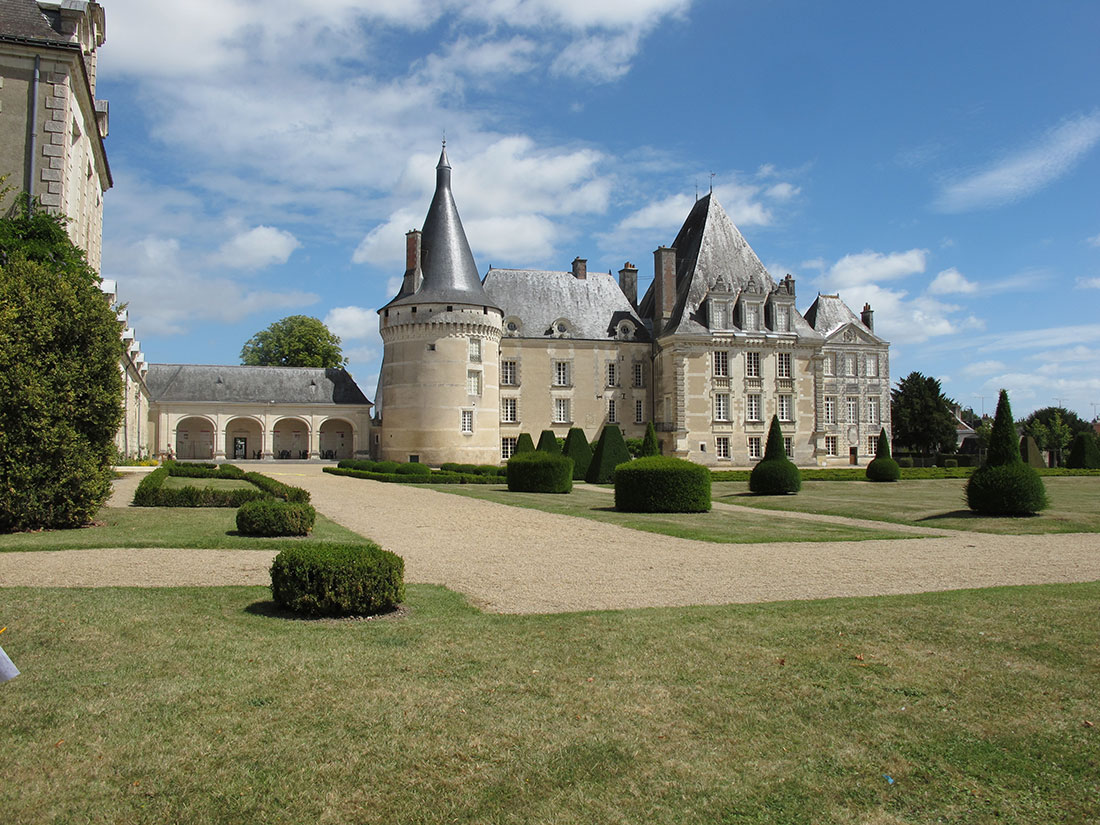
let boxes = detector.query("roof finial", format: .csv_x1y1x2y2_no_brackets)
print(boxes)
709,171,715,194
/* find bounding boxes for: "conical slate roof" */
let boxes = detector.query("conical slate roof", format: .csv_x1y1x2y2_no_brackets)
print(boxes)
638,193,777,335
386,145,497,309
803,293,883,341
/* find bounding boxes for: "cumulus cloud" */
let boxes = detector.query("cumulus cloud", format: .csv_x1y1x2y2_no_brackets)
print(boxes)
824,249,928,289
212,226,301,270
928,267,978,295
935,111,1100,212
1088,233,1100,247
962,360,1006,377
324,306,378,340
1076,276,1100,289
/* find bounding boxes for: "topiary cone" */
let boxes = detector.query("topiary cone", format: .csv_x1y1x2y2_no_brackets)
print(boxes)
586,425,632,483
749,417,801,494
866,427,900,482
640,421,660,457
514,432,535,455
562,427,593,480
536,429,561,454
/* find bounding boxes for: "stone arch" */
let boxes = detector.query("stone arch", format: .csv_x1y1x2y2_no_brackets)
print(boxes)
174,416,215,460
225,416,263,461
272,416,310,460
319,417,355,460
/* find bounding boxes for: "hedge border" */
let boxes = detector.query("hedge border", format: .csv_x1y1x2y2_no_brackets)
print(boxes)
133,463,311,506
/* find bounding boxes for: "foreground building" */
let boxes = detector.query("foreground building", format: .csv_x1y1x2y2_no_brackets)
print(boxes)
375,147,890,467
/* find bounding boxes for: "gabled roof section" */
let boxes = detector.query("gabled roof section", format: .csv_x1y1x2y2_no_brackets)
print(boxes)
803,293,885,343
385,145,498,310
145,365,371,406
483,268,650,342
0,0,71,44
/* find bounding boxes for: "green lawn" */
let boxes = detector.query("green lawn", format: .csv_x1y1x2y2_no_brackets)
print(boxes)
160,476,257,491
1,583,1097,824
429,483,921,543
0,506,364,552
714,476,1100,534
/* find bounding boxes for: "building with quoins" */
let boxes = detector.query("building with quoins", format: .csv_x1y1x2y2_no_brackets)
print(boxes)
375,146,890,467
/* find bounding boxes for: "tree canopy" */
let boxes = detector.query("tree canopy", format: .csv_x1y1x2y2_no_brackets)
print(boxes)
0,200,123,530
890,371,958,456
240,315,346,368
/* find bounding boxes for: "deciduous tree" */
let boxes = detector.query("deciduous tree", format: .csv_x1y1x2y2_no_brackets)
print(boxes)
240,315,345,368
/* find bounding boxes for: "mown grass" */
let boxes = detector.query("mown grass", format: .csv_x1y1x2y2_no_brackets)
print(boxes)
430,484,919,542
160,476,257,491
715,476,1100,534
1,583,1097,824
0,506,363,552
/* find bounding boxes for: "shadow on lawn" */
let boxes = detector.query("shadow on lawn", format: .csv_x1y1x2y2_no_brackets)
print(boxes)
916,509,1040,522
244,600,409,622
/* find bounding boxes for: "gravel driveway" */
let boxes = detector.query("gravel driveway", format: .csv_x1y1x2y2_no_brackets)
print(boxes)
2,465,1098,614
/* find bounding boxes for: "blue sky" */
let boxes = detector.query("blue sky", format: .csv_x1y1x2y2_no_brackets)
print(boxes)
95,0,1100,420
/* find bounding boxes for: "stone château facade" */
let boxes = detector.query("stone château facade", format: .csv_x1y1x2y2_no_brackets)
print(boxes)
375,147,890,467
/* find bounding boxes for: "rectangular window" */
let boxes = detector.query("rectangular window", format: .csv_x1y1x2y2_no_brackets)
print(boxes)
866,354,878,378
501,397,517,423
867,396,879,425
635,398,644,424
784,436,793,457
468,338,481,363
746,351,760,378
824,396,836,425
845,354,857,377
467,370,482,396
501,437,517,460
716,436,730,459
775,308,789,332
633,362,644,387
714,393,730,422
846,397,859,423
744,304,758,331
714,351,728,377
460,410,473,434
778,394,792,422
823,354,834,376
553,397,570,423
867,436,878,456
777,352,792,379
553,361,570,387
747,394,761,422
748,437,762,460
711,301,726,330
825,435,838,456
501,360,517,386
607,362,618,387
608,398,617,423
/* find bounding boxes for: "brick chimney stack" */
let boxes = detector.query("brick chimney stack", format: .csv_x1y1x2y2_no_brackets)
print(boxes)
653,246,677,334
618,261,638,307
861,302,874,332
402,229,422,295
572,257,587,280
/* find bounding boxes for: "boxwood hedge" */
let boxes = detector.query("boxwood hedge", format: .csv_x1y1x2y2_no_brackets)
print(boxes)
236,498,316,536
614,456,711,512
506,451,573,493
270,542,405,617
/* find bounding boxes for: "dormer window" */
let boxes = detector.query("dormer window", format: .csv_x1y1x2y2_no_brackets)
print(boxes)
742,303,759,331
503,317,522,337
616,319,636,340
774,306,789,332
549,318,572,338
710,300,727,330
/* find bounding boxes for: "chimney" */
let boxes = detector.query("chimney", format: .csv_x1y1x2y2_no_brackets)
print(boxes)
402,230,422,295
782,274,795,295
861,302,874,331
653,246,677,333
618,261,638,306
572,257,587,280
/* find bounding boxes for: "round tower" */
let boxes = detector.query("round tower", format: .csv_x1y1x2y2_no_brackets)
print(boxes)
376,145,504,465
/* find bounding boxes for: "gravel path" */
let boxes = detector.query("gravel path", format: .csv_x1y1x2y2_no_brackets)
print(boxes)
2,465,1098,613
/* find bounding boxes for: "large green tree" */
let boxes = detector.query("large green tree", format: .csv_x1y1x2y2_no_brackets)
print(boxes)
0,201,124,531
890,372,958,456
240,315,346,368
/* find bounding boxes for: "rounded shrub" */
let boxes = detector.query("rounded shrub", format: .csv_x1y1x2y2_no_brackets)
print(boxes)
270,542,405,617
966,463,1048,515
395,462,432,476
749,417,801,495
897,457,914,468
506,451,573,493
614,456,710,513
236,498,316,536
865,427,900,482
373,461,400,474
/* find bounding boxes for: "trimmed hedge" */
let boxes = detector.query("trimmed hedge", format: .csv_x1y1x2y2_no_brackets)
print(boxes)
270,542,405,617
243,472,311,503
236,498,316,536
866,428,900,482
1066,431,1100,469
640,421,660,457
323,467,502,485
536,429,561,454
1019,435,1047,468
132,466,268,507
562,428,592,481
966,463,1049,515
586,425,632,484
440,463,506,477
514,433,536,455
395,462,432,476
506,451,573,493
614,456,710,513
749,417,801,495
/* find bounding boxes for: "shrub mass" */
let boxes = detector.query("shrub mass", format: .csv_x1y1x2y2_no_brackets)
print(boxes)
1066,431,1100,469
586,425,632,484
562,428,593,480
614,456,711,512
236,498,316,536
270,542,405,616
865,428,901,482
536,430,561,454
506,451,573,493
749,417,801,495
966,390,1047,515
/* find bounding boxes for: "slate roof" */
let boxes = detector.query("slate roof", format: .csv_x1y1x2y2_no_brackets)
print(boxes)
483,268,650,342
803,294,883,341
146,365,371,406
0,0,71,45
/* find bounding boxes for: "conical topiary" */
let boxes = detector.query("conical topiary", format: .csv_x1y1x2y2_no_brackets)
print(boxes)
640,421,660,457
562,427,593,480
586,424,632,483
966,389,1047,515
749,417,801,494
1019,435,1046,468
1066,430,1100,469
866,427,900,482
514,432,535,455
536,429,561,454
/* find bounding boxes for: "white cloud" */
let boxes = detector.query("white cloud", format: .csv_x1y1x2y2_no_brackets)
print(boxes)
324,306,378,340
928,267,978,295
551,28,643,82
962,360,1006,377
212,226,301,270
1030,344,1100,365
935,111,1100,212
974,324,1100,354
765,182,800,201
1076,277,1100,289
1087,233,1100,247
824,249,928,289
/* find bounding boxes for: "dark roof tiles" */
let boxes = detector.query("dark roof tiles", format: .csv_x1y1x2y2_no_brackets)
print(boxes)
145,364,371,406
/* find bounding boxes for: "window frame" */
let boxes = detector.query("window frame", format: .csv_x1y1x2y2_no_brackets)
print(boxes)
713,350,729,377
746,351,761,378
746,394,761,422
501,359,517,386
501,397,517,423
460,410,474,434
